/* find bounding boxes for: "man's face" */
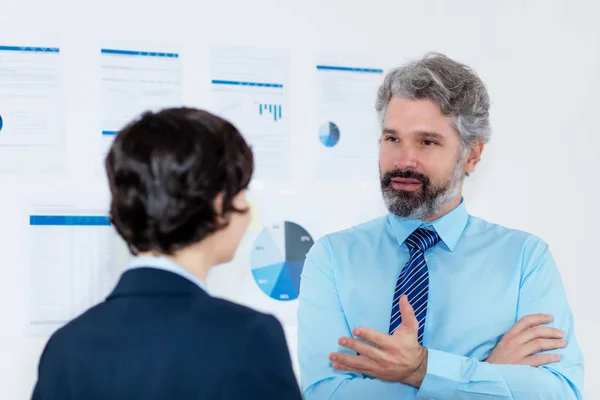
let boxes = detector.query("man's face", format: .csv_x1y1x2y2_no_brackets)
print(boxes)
379,97,477,220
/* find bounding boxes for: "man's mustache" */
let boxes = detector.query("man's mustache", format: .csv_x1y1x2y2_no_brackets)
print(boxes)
381,170,430,187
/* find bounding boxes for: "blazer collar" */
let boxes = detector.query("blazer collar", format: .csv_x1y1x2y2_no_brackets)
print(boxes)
107,267,208,300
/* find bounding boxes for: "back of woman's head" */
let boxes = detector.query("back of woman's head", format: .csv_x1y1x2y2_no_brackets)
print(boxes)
104,107,254,255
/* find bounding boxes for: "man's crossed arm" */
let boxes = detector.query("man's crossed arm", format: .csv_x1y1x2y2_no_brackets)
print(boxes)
326,295,581,400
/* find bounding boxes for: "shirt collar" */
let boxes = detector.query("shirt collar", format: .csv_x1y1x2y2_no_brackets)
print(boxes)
387,198,468,251
124,255,209,294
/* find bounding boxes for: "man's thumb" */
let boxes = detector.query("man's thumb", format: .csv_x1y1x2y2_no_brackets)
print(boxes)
394,295,419,335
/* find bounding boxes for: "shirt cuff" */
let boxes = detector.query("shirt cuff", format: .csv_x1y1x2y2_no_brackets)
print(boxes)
414,348,462,400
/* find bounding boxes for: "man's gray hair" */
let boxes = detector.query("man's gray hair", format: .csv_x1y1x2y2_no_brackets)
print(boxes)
375,52,491,147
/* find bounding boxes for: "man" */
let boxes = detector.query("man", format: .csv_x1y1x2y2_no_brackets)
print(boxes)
297,53,583,399
32,108,302,399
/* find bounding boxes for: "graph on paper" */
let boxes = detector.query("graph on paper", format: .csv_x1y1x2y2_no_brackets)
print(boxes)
0,44,62,143
314,55,386,180
26,195,118,336
100,48,182,135
0,37,65,173
250,221,314,301
319,121,340,147
211,80,284,129
257,103,282,121
99,46,182,170
210,46,290,179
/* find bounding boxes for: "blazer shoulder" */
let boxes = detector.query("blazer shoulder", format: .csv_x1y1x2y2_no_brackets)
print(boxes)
194,295,284,333
42,300,107,345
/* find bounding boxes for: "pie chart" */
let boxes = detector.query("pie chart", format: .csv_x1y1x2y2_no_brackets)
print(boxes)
0,115,3,132
251,221,314,301
319,121,340,147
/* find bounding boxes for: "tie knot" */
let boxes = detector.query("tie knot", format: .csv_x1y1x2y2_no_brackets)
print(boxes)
405,228,440,253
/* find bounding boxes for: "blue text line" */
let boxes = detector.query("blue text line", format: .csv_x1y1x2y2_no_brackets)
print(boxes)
30,215,111,226
211,79,283,88
316,65,383,73
101,49,179,58
0,45,59,53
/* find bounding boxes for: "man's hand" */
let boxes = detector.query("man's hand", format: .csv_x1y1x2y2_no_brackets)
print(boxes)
329,295,428,388
485,314,566,366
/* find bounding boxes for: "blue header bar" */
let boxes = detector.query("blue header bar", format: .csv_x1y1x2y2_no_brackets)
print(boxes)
211,79,283,88
0,45,59,53
30,215,111,226
317,65,383,73
101,48,179,58
102,130,118,136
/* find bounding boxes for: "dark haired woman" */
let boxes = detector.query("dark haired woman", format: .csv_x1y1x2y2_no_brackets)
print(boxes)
32,108,302,400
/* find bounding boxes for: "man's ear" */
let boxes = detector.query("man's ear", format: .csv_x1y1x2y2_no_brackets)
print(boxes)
464,140,484,174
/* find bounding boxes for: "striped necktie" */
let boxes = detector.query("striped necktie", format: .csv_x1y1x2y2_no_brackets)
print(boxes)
389,227,440,343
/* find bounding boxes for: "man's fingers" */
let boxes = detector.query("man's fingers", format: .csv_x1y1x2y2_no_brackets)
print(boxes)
330,352,378,372
338,337,385,361
520,338,567,357
517,326,565,345
507,314,553,337
332,362,360,373
523,353,561,367
352,327,391,349
332,361,371,375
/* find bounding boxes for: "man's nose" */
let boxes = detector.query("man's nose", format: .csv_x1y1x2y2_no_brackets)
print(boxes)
393,146,418,170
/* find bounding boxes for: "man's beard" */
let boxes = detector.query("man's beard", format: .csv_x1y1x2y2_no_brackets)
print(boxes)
380,155,465,220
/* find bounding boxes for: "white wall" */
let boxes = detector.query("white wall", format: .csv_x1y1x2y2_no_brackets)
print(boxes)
0,0,598,398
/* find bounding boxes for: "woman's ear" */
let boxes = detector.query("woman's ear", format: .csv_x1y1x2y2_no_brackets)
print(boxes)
213,192,224,217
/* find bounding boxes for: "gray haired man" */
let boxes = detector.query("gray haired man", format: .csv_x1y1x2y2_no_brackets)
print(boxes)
297,53,583,399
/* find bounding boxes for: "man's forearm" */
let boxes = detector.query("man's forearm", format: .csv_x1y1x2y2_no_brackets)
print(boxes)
415,349,583,400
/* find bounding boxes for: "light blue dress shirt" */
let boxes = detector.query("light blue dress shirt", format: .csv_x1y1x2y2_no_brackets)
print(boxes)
124,255,209,294
297,200,583,399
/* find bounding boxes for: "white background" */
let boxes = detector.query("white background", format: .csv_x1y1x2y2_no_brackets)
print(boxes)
0,0,598,398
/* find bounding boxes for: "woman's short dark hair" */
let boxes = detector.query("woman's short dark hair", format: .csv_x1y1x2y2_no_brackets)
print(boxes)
105,107,254,255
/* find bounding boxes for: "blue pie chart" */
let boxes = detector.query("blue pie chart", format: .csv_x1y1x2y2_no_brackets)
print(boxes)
319,121,340,147
0,115,3,132
251,221,314,301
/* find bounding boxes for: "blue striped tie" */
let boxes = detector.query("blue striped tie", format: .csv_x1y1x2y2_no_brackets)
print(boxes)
389,227,440,343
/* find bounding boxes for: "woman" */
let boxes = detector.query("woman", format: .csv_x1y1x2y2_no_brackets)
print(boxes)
32,108,302,399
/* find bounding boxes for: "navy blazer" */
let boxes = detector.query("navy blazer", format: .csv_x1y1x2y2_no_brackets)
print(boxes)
31,267,303,399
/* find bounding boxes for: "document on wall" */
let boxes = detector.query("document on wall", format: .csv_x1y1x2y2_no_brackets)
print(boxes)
209,46,291,180
98,42,182,171
25,193,119,336
313,53,386,181
0,31,65,174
